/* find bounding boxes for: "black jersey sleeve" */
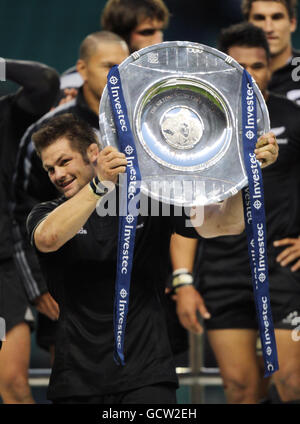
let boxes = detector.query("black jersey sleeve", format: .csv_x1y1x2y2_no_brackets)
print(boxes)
5,59,60,116
26,199,62,250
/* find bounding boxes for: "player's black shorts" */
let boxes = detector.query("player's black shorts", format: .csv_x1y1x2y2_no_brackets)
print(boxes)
202,285,300,331
52,382,177,404
0,258,34,335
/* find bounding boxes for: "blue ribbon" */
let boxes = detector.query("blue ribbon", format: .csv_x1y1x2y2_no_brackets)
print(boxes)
241,70,279,376
106,65,142,365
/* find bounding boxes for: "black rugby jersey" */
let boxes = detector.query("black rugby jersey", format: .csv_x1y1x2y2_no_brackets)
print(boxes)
269,49,300,103
198,93,300,297
27,196,197,399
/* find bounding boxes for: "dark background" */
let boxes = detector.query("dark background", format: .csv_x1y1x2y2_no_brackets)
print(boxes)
0,0,244,75
1,0,299,93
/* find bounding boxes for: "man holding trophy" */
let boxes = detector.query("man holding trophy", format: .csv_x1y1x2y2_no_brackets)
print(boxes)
25,37,278,403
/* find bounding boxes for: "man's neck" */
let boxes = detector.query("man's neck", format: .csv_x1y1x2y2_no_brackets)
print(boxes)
270,44,293,73
83,84,100,116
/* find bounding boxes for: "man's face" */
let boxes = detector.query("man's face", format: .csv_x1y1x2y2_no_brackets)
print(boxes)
248,1,296,57
41,137,95,198
78,40,129,105
228,45,271,95
129,18,164,52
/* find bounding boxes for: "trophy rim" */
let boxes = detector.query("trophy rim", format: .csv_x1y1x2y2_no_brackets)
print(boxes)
99,41,270,206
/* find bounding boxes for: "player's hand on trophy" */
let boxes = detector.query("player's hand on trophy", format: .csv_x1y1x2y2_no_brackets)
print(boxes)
254,131,278,168
96,146,127,184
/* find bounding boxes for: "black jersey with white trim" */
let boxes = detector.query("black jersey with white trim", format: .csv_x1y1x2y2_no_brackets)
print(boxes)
27,196,197,399
198,93,300,296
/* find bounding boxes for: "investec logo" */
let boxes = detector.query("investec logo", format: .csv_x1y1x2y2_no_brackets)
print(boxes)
257,222,266,282
121,215,135,275
109,75,128,132
126,152,138,201
249,152,262,208
245,83,262,209
117,289,128,349
262,296,273,369
245,82,255,140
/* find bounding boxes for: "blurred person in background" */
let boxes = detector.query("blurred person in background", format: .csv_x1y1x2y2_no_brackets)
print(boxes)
61,0,170,91
0,58,59,403
243,0,300,99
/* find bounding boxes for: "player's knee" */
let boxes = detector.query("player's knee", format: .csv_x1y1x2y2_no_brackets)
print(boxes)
224,374,259,403
278,370,300,400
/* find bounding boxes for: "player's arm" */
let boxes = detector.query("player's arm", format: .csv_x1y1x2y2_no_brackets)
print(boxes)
192,132,278,238
34,146,127,253
192,190,245,238
170,234,210,334
5,59,60,115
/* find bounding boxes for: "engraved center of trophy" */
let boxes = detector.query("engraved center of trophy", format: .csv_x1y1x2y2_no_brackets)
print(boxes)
160,106,203,150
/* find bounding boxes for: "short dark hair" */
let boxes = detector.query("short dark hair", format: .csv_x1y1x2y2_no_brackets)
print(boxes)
32,113,99,158
101,0,170,45
79,30,126,61
218,22,271,61
241,0,298,20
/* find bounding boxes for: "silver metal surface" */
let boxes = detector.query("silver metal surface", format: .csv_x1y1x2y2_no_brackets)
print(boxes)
99,41,270,206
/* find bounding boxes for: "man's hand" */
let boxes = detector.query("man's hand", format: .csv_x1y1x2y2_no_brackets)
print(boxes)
34,292,60,321
58,88,78,106
175,285,210,334
274,237,300,272
96,146,127,184
255,132,279,168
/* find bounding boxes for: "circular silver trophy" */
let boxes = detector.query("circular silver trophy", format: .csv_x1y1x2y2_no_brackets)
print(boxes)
99,41,270,206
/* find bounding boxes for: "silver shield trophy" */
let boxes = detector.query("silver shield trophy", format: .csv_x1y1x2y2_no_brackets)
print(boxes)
99,41,270,206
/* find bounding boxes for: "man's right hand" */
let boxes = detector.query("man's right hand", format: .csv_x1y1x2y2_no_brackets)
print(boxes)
34,292,60,321
96,146,127,184
175,285,210,334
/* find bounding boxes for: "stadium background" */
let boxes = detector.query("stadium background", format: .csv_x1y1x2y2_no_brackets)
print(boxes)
0,0,300,403
3,0,300,92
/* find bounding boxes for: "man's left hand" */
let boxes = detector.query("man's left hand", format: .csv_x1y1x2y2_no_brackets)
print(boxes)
274,237,300,272
254,131,278,168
